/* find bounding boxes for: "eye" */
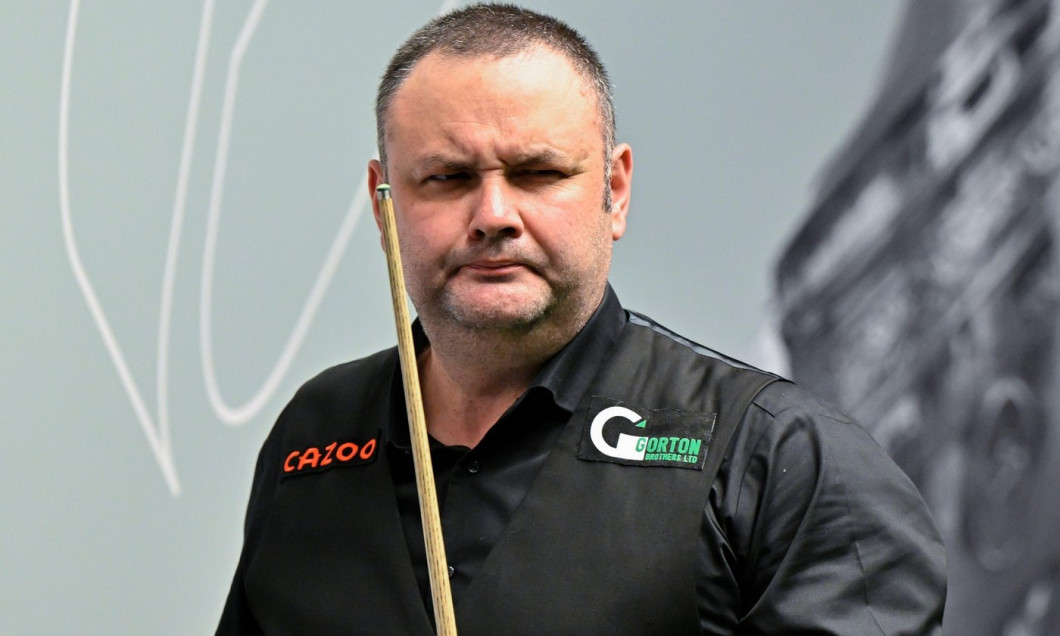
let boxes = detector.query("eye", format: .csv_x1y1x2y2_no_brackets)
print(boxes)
427,172,470,182
515,168,566,180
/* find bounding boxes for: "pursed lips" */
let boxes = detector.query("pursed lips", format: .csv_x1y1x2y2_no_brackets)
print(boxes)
460,260,526,275
447,254,547,280
445,250,544,279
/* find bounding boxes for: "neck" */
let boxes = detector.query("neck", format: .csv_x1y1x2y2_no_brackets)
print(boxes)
416,315,585,448
414,287,606,447
416,347,536,449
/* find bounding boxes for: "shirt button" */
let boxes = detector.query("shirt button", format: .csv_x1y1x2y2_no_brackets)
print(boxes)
447,566,455,578
465,461,480,474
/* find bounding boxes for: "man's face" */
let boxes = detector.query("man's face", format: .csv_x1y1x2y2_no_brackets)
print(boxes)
369,48,631,338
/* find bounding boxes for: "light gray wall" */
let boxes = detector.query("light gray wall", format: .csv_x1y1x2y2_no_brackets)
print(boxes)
1,2,901,633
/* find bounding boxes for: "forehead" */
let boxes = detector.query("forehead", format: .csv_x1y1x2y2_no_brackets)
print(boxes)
384,48,602,155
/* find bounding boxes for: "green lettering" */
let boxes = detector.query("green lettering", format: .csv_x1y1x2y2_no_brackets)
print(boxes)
687,439,702,458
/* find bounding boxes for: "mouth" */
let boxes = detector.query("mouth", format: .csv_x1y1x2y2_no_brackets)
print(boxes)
459,260,527,278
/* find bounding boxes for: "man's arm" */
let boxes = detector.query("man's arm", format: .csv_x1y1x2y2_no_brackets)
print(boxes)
698,382,947,634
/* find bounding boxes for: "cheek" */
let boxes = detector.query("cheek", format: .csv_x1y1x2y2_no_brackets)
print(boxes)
538,185,606,229
397,209,455,258
395,223,443,294
535,211,613,270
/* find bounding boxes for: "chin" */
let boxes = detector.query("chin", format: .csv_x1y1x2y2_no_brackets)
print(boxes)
448,303,551,332
442,289,556,332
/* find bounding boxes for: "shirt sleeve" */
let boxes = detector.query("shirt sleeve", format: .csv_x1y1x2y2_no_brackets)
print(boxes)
697,381,947,634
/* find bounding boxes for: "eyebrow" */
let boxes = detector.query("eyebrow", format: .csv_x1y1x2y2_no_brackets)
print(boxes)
413,148,581,175
502,149,565,167
419,155,473,173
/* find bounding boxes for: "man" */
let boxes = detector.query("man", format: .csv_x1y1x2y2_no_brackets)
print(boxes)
218,4,946,634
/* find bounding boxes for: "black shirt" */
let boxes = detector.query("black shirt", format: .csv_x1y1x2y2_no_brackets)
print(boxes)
387,286,625,611
218,285,947,634
381,286,947,632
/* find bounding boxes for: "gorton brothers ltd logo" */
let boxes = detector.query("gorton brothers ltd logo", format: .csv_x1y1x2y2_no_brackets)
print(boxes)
579,398,714,470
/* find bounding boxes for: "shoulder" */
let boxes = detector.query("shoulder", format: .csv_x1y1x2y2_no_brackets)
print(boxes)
268,347,398,444
724,380,925,516
291,347,397,403
741,380,869,455
735,381,911,490
623,309,775,375
616,310,781,415
715,381,946,628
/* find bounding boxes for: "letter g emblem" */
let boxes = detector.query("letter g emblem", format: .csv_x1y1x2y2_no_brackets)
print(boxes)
590,406,647,460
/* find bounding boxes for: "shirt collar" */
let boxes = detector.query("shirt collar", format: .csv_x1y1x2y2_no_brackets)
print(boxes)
531,283,626,411
388,283,627,446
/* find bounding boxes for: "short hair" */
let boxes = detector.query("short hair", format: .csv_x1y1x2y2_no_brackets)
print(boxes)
374,3,616,176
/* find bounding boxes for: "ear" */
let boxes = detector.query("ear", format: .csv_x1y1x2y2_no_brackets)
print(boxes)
608,143,633,240
368,159,387,250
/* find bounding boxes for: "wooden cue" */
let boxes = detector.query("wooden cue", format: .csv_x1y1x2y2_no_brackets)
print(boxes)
376,183,458,635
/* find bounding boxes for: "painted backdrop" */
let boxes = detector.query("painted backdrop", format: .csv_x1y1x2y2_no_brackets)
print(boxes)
3,2,900,634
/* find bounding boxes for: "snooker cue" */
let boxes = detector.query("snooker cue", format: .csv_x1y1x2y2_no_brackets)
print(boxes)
376,184,458,635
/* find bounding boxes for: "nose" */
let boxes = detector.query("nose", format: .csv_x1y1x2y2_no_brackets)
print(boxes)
468,176,523,240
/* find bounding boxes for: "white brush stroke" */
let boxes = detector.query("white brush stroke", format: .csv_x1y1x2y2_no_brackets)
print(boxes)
60,0,458,494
